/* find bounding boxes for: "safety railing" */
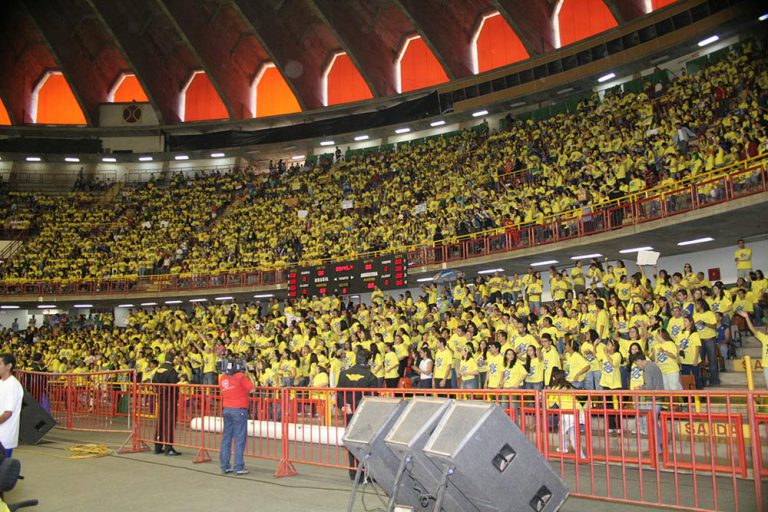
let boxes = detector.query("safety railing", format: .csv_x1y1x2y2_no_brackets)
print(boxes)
1,155,766,298
21,370,768,512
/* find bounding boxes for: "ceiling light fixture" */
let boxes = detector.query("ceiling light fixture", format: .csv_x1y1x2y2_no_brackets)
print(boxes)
598,72,616,83
570,253,602,260
530,260,559,267
430,120,446,127
677,237,714,246
472,110,489,117
697,35,719,47
395,127,411,134
619,246,654,254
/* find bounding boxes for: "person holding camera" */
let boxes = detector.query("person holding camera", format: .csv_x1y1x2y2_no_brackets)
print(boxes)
219,360,254,475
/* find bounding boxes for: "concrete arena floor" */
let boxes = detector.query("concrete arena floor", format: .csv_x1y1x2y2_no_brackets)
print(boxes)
3,430,671,512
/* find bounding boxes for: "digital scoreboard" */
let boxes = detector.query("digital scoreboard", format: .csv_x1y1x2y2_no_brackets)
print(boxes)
287,255,408,298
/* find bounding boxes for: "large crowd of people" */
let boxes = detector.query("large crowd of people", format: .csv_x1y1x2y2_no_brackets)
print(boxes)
1,250,766,397
0,44,767,282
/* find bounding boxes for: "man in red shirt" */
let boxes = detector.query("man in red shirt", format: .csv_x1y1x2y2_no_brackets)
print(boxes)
219,362,254,475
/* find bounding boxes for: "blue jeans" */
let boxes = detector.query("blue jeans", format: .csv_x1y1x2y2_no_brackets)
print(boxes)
220,407,248,472
4,448,12,459
585,370,601,390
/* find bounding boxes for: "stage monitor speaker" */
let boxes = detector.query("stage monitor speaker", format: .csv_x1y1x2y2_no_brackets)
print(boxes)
423,401,569,512
343,398,418,499
383,397,477,512
19,390,56,445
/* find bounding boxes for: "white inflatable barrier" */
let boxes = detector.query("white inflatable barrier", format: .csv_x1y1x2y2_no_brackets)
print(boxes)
190,416,347,446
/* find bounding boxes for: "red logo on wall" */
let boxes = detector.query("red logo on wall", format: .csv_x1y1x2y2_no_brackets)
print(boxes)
123,105,142,123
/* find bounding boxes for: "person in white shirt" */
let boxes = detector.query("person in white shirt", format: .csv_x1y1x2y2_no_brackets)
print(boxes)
0,353,24,458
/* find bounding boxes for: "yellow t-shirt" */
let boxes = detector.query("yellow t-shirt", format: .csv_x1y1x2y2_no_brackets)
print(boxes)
735,248,752,270
384,352,400,379
501,361,527,389
755,330,768,367
565,352,590,383
485,353,505,388
678,332,701,365
654,341,680,375
434,348,453,380
599,352,622,389
459,357,478,381
693,311,717,339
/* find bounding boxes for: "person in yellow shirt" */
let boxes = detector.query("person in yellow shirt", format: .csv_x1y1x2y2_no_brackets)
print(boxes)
734,239,752,280
540,334,562,387
599,340,623,432
652,330,681,390
484,342,505,390
693,299,719,386
563,338,590,389
458,346,479,390
382,343,400,389
523,344,545,390
547,368,585,457
433,338,453,389
738,311,768,389
580,330,604,390
679,316,703,389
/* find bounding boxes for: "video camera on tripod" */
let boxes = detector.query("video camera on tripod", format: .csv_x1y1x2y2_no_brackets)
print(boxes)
216,357,249,376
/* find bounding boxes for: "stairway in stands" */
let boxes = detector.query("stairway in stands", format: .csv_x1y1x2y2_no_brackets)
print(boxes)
721,331,766,389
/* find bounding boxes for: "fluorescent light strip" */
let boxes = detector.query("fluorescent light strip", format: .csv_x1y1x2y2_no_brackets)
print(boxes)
354,135,369,141
570,253,602,260
215,296,234,301
416,277,434,283
73,304,93,308
430,120,446,127
37,305,56,309
291,155,305,160
65,157,80,163
472,110,488,117
210,152,225,158
253,294,274,298
319,140,335,146
138,156,152,162
140,302,158,306
677,237,714,246
26,157,41,162
509,101,526,108
174,155,189,160
118,304,134,308
619,246,653,254
556,88,574,95
598,73,616,83
189,298,208,303
530,260,558,267
760,13,768,22
164,300,182,304
477,268,504,275
395,127,411,134
102,157,117,163
0,305,20,310
697,35,719,47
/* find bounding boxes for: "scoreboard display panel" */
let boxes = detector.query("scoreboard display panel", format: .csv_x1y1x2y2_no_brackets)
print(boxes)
287,255,408,298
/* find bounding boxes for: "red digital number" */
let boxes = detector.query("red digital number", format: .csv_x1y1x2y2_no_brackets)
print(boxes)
364,263,373,271
383,265,389,272
319,287,327,294
341,288,347,294
395,265,403,272
317,270,325,277
395,273,403,279
367,282,375,289
396,280,404,286
384,279,389,286
302,276,307,282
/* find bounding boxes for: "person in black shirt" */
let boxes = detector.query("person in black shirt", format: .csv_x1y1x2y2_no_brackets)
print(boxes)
152,351,180,456
336,349,379,480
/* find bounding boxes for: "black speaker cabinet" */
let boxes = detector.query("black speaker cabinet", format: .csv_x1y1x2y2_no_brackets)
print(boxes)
19,389,56,445
423,401,569,512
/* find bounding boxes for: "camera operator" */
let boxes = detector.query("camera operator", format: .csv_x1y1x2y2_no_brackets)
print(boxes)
219,359,254,475
336,348,379,481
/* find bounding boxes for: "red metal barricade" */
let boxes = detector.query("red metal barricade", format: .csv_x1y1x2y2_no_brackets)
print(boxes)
17,370,768,512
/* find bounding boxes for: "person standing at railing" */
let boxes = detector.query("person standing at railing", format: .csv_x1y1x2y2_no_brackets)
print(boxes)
734,239,752,281
218,361,254,475
632,353,663,453
152,351,181,456
0,354,23,459
336,349,379,481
